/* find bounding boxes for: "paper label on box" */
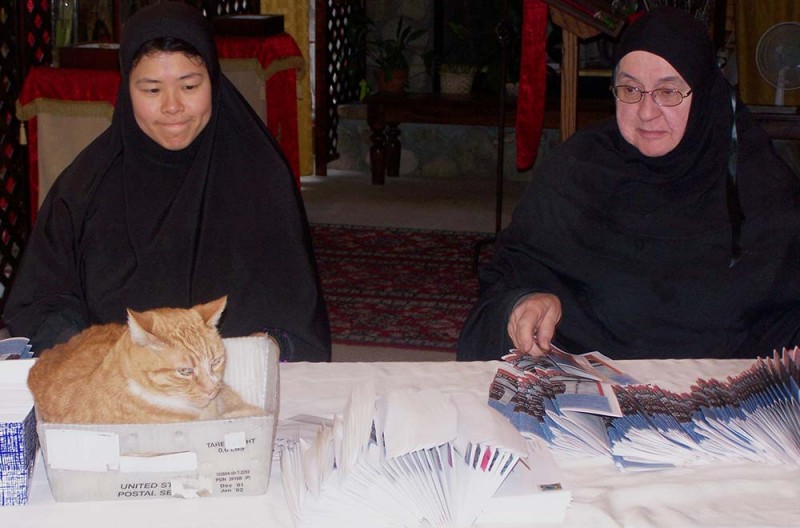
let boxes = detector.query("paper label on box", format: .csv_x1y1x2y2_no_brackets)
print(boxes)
224,431,246,450
45,429,120,472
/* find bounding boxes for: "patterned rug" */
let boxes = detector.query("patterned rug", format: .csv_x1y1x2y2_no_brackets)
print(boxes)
311,224,492,352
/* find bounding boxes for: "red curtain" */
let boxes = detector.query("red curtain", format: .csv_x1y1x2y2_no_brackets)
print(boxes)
515,0,549,171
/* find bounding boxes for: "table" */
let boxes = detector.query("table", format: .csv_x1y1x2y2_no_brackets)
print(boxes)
16,34,304,223
4,358,800,528
365,92,518,186
751,111,800,141
365,91,522,235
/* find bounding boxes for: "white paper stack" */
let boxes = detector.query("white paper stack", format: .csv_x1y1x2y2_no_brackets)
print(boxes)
0,359,35,423
279,385,571,527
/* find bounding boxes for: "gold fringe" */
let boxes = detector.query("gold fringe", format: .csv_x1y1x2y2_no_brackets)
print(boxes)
268,56,306,81
219,56,306,82
16,98,115,122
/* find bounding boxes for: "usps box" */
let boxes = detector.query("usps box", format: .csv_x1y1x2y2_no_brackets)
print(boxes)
0,359,38,506
36,335,279,502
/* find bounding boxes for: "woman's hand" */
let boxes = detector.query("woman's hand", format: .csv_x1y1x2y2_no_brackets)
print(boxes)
507,293,562,356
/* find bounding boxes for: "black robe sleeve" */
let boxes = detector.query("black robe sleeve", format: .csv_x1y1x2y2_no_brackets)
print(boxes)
4,187,89,353
457,169,590,361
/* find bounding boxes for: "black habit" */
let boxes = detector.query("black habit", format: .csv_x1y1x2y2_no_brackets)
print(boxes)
458,8,800,360
4,2,331,361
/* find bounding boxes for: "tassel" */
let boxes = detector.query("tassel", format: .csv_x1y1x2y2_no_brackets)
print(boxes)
19,122,27,146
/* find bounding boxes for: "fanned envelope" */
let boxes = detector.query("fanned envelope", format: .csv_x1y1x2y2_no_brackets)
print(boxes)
490,346,800,471
0,337,33,360
280,385,571,527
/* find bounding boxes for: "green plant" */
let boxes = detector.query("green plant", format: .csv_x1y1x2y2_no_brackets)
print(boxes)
434,10,520,94
439,22,479,72
350,14,428,81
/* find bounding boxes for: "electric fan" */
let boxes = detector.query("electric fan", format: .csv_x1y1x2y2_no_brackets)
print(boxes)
755,21,800,106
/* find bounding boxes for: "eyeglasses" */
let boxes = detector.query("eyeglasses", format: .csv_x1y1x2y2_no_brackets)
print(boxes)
611,85,692,107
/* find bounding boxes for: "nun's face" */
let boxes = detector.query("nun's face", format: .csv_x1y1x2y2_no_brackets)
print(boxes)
614,51,692,157
129,51,212,150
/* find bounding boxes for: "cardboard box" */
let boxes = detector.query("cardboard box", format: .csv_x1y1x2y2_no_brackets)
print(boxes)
0,359,38,506
36,335,279,502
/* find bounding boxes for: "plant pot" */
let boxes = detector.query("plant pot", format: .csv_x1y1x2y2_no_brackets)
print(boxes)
439,67,477,95
505,82,520,97
376,68,409,94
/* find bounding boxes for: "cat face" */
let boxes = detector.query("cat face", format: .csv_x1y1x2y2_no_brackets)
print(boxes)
126,297,229,410
159,330,227,408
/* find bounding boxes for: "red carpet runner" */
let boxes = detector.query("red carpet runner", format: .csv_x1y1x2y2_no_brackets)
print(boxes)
310,224,491,352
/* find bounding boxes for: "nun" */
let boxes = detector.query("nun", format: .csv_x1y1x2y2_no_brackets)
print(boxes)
5,2,331,361
459,8,800,360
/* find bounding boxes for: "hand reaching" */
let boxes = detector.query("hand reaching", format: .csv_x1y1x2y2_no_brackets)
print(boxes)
507,293,562,356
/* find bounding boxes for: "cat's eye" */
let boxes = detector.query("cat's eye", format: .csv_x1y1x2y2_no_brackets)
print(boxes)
176,367,194,377
211,357,223,366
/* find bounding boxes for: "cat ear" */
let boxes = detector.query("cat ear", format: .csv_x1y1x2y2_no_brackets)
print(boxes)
127,309,163,348
193,296,228,329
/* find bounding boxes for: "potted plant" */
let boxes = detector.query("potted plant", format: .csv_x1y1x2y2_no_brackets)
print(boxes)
350,14,428,94
438,22,480,95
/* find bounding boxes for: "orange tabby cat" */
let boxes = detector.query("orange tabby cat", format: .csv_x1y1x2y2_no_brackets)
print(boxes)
28,296,264,424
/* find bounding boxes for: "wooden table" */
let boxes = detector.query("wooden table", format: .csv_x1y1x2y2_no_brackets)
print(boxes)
365,92,517,185
750,111,800,140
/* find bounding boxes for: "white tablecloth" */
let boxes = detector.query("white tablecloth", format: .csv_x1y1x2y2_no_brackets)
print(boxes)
3,359,800,527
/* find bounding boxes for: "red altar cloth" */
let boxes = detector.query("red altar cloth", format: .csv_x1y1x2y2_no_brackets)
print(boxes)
216,34,303,182
17,68,121,107
215,33,303,77
17,34,303,222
